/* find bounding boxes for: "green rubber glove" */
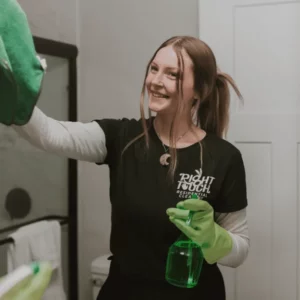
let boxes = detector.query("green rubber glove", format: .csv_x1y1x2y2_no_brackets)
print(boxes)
167,198,233,264
0,262,52,300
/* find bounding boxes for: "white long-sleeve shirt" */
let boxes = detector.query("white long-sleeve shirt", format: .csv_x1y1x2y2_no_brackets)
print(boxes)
12,106,250,268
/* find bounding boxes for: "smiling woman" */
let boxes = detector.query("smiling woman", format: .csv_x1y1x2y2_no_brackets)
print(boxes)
4,30,249,299
147,46,194,113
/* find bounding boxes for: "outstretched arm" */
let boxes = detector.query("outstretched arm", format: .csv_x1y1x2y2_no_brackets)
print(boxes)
13,107,107,163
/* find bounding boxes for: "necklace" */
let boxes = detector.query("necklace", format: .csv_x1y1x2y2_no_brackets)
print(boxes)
155,122,190,166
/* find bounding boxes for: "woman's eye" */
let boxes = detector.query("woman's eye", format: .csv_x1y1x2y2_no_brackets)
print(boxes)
169,72,178,78
149,65,177,78
150,65,158,72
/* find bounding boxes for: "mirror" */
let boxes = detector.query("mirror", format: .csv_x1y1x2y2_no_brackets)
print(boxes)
0,37,78,299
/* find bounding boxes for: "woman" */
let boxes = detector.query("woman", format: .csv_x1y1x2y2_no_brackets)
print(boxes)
12,36,249,299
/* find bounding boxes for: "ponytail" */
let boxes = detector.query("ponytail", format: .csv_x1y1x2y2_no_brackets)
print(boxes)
197,72,243,138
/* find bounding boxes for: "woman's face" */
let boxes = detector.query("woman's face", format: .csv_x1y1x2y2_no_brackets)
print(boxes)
146,45,196,115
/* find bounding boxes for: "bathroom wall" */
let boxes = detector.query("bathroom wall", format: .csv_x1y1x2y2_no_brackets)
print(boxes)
2,1,199,299
18,0,78,45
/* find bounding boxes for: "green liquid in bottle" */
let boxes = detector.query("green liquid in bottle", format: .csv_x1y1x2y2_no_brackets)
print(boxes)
166,235,203,288
165,194,203,288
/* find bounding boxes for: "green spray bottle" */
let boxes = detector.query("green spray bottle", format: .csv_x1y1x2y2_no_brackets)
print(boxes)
165,194,203,288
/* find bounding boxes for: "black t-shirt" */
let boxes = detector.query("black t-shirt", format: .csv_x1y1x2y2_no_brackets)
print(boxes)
95,117,247,281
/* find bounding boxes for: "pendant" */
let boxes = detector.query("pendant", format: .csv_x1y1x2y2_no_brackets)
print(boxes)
160,153,171,166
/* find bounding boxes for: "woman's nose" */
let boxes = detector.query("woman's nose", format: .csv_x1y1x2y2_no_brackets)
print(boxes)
152,73,164,86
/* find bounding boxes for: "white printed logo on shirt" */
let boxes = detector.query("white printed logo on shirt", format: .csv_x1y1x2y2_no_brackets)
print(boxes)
176,168,215,199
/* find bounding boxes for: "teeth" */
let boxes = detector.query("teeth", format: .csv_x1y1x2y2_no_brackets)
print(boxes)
152,93,167,98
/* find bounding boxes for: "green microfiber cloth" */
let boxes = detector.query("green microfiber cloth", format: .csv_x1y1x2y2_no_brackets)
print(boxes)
0,0,46,125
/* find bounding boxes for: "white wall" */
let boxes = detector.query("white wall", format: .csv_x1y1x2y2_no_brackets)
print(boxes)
19,0,78,45
17,0,199,299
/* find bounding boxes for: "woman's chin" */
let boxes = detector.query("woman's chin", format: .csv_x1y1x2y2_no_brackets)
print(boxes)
148,101,170,114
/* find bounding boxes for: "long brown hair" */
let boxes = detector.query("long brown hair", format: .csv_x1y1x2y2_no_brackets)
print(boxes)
122,36,243,180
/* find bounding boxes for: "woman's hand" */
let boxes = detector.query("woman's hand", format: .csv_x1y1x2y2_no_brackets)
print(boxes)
167,198,233,264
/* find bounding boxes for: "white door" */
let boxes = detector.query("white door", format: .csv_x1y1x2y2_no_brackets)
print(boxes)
199,1,300,300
